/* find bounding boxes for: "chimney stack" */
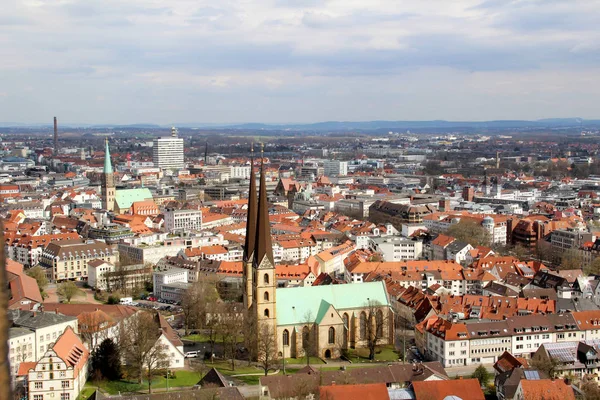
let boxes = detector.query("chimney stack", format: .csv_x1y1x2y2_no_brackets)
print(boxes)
53,117,58,155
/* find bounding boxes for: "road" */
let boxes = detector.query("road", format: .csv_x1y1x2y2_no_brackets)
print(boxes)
445,363,495,378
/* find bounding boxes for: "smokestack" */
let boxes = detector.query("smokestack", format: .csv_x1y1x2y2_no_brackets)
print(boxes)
53,117,58,155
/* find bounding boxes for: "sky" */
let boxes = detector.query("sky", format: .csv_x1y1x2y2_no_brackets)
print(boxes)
2,0,600,125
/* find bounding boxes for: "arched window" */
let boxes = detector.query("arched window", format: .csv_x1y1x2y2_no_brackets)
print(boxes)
360,312,367,340
264,291,269,301
264,308,270,318
264,273,269,284
283,329,289,346
343,313,349,347
376,310,384,338
328,327,335,344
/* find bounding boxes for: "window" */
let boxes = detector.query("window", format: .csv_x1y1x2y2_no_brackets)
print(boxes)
263,273,269,285
283,330,289,346
61,381,69,389
37,372,42,378
302,326,310,349
61,394,70,400
264,308,269,318
376,310,384,338
60,371,66,378
360,312,367,340
264,291,269,301
35,382,43,389
34,395,43,400
329,327,335,344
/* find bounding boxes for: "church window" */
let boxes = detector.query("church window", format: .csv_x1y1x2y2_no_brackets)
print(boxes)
283,330,289,346
264,273,269,284
264,291,269,301
264,308,270,318
328,327,335,344
360,312,367,340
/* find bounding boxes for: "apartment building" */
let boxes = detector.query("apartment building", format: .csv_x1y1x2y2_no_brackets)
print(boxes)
9,310,78,362
5,232,80,267
164,208,203,232
417,313,584,368
323,160,348,177
153,268,189,301
87,260,152,292
39,239,118,282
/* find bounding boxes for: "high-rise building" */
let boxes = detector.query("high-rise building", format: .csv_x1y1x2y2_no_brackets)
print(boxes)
102,138,115,211
323,160,348,177
153,127,184,170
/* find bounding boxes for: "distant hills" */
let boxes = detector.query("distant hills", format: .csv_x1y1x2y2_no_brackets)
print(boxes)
2,118,600,132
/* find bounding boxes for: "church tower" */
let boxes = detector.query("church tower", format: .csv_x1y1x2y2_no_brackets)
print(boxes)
102,138,116,211
243,144,257,310
252,143,277,342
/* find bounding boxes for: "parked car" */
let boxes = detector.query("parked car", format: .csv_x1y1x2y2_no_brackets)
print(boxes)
185,351,199,358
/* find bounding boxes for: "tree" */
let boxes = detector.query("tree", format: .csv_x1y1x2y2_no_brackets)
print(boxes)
558,249,583,270
256,322,278,376
79,311,110,349
120,311,169,392
301,310,316,366
91,338,122,381
530,354,558,378
446,219,490,247
181,277,219,336
218,303,244,371
26,266,48,299
585,257,600,276
471,364,491,387
581,376,600,400
57,281,82,303
364,299,387,361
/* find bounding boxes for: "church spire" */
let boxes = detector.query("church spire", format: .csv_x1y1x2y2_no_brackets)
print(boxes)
244,144,257,262
254,143,274,267
104,138,113,174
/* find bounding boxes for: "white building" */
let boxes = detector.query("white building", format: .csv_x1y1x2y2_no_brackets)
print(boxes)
153,128,184,170
8,327,35,377
153,268,188,301
27,326,89,400
368,236,423,261
230,165,251,179
164,208,203,233
323,160,348,177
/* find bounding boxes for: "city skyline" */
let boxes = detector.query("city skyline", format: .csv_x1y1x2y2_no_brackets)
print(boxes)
1,0,600,125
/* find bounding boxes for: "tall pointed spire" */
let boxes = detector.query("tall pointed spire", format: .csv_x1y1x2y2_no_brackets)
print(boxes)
244,144,257,262
254,143,274,267
104,138,113,174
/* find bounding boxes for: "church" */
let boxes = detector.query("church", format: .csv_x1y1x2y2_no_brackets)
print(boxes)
102,138,154,214
243,145,394,360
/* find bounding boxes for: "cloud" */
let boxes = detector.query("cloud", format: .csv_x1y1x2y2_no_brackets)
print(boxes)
1,0,600,124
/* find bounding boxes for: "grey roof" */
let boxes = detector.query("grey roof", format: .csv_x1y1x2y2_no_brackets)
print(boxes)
446,240,470,253
9,327,33,339
10,310,77,330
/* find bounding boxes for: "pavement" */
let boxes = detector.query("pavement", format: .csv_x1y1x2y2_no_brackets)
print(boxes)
445,363,495,378
44,284,100,304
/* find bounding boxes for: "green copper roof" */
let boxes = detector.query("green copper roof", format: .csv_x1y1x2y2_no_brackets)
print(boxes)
275,281,389,326
115,188,153,210
104,138,113,174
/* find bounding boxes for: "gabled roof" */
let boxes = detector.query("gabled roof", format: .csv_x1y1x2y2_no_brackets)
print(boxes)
6,259,43,307
52,326,89,378
319,383,389,400
115,188,153,210
276,281,389,326
198,367,230,388
412,378,485,400
518,379,575,400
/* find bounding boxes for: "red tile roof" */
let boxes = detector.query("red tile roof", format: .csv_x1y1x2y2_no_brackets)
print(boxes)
319,383,389,400
413,378,484,400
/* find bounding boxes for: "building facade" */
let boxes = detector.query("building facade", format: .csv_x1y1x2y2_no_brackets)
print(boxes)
153,127,184,170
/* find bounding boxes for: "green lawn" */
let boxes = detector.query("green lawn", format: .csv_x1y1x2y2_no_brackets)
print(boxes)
88,371,201,395
182,333,212,342
283,357,325,365
349,345,401,363
77,387,96,400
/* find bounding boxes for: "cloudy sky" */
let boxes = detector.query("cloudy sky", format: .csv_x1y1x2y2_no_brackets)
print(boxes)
2,0,599,125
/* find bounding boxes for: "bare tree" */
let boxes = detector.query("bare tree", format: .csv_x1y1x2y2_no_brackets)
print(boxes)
120,311,169,391
181,277,219,336
301,310,316,366
256,322,278,376
25,266,49,299
364,299,386,360
218,303,244,371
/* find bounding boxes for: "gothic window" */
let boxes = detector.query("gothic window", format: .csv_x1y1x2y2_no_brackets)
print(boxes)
264,273,269,284
264,308,270,318
328,327,335,344
283,330,289,346
264,291,269,301
360,312,367,340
